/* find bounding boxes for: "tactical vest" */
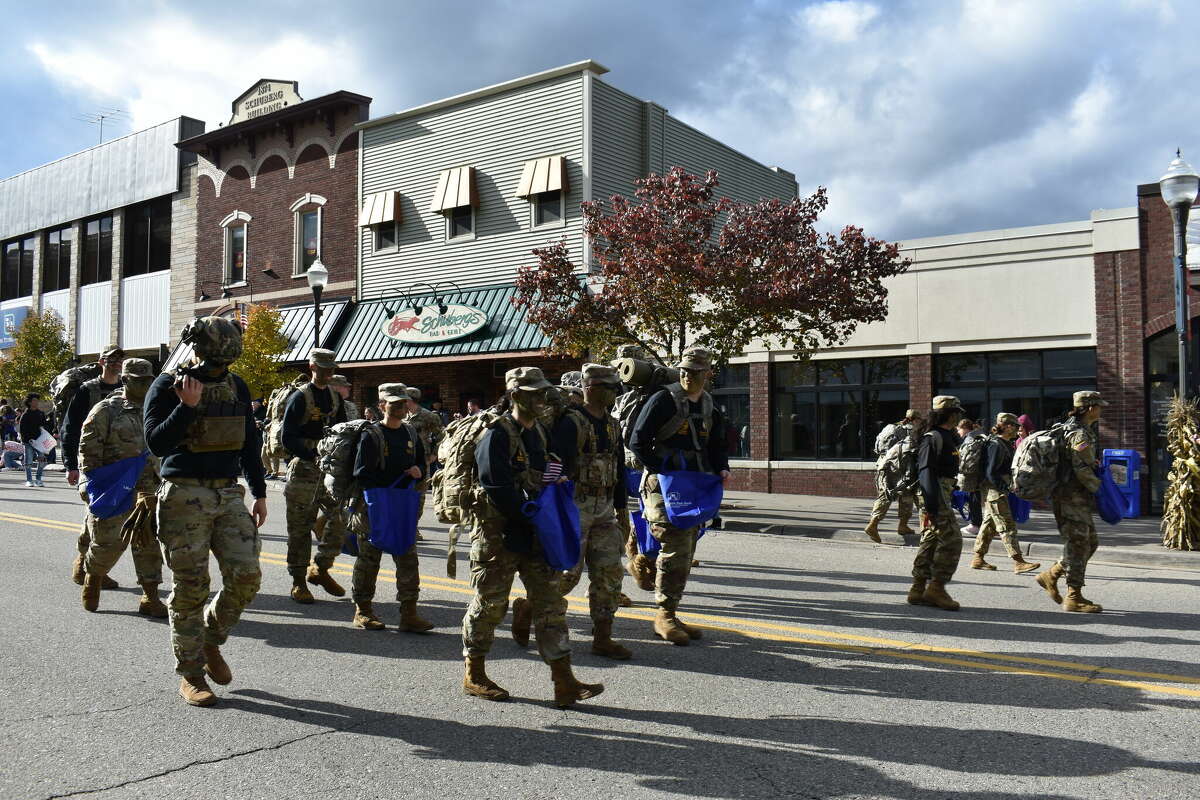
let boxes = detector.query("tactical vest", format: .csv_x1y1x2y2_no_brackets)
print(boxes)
81,391,159,491
652,383,715,471
563,407,620,493
406,406,443,458
181,374,248,454
296,383,343,449
81,377,122,413
475,415,545,520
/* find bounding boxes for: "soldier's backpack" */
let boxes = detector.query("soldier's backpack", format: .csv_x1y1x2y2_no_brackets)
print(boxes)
874,423,907,457
316,419,397,502
264,379,305,459
879,436,920,501
431,411,501,525
49,364,102,422
1010,424,1069,500
956,432,992,492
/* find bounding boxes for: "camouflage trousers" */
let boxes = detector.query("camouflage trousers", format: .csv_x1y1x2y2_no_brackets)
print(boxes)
912,478,962,583
461,515,570,663
868,471,914,529
156,479,261,678
642,474,700,611
283,458,346,578
561,491,625,623
975,487,1021,558
349,508,420,604
1052,494,1099,588
83,502,163,584
261,444,280,476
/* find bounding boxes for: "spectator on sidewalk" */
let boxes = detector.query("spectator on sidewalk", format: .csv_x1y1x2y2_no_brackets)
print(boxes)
466,398,482,417
1016,414,1036,449
1,402,16,441
19,393,48,487
956,418,984,537
3,439,23,470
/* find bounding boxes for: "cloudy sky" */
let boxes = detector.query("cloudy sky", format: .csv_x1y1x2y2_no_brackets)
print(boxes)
0,0,1193,241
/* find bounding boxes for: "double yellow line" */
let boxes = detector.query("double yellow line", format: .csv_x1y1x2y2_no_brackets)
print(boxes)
10,509,1200,700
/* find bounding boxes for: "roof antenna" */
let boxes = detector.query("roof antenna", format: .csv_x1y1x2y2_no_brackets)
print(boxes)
72,109,129,144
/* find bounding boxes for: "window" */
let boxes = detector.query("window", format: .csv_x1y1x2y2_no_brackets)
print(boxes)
533,189,564,227
226,225,246,284
448,205,474,239
772,356,909,460
934,348,1097,428
297,210,319,275
81,215,113,286
43,226,72,292
123,198,172,277
712,364,751,459
374,221,398,252
2,236,35,300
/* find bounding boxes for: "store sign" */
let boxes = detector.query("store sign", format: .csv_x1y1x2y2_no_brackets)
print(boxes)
230,80,302,125
380,304,488,344
0,306,30,350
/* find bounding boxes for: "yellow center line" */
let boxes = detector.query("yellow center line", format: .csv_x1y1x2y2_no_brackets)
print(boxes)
13,510,1200,697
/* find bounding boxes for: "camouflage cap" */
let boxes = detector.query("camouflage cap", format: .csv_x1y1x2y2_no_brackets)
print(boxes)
378,382,409,403
101,345,125,360
405,386,421,401
559,370,583,389
309,348,337,370
996,412,1020,428
932,395,965,412
120,358,154,379
505,366,552,392
328,374,350,388
582,363,622,387
905,408,925,420
183,316,243,364
676,347,713,371
1073,390,1109,408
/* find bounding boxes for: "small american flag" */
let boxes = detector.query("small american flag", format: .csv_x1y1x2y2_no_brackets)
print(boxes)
237,304,250,328
542,460,564,484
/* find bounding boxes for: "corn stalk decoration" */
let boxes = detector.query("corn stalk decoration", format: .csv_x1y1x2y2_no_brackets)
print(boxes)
1161,396,1200,551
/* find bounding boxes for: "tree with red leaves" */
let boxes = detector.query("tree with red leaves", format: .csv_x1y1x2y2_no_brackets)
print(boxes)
513,167,910,366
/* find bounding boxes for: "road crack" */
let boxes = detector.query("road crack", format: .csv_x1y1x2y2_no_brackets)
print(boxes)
7,702,142,725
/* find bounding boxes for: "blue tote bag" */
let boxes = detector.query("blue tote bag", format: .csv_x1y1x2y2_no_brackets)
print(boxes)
524,480,582,571
341,501,360,557
657,453,724,529
951,490,971,521
631,503,659,556
1095,467,1125,526
362,477,421,555
1007,493,1032,524
85,451,149,520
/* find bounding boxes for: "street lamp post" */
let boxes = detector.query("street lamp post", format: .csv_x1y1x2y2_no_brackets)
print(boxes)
305,259,329,352
1160,151,1200,399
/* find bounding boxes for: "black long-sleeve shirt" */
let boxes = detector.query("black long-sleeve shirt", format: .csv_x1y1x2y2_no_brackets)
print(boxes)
475,419,548,523
62,380,121,470
918,427,960,514
629,389,729,474
983,436,1016,491
282,384,345,462
551,408,626,509
353,423,425,490
19,408,47,444
143,371,267,499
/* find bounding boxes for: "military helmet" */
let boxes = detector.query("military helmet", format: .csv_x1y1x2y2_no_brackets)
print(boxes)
182,316,243,365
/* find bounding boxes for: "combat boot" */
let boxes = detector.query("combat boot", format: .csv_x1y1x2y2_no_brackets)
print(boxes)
1035,563,1064,605
906,579,928,605
463,656,510,701
617,592,633,607
970,555,997,571
897,522,917,537
549,654,604,708
290,580,314,604
653,608,690,646
863,518,882,544
591,618,632,660
675,615,703,640
138,582,168,618
74,556,117,589
1063,587,1102,613
352,601,385,630
179,675,217,707
1011,554,1041,575
628,554,657,592
306,564,346,597
203,644,232,685
398,599,435,633
922,581,960,611
81,574,103,612
510,597,532,647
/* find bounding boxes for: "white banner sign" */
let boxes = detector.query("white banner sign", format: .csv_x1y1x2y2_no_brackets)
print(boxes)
380,304,488,344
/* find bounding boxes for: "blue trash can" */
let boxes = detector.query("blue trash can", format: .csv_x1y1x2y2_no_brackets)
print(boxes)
1101,449,1141,518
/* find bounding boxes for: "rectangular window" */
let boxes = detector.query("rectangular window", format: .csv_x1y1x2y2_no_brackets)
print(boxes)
448,206,474,239
712,364,751,459
43,226,72,292
374,221,398,252
123,198,172,277
298,210,319,275
81,215,113,286
2,237,35,300
772,357,909,460
533,189,563,226
934,348,1097,428
227,225,246,284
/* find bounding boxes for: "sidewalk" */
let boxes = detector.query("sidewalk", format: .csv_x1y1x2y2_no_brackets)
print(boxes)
717,490,1200,571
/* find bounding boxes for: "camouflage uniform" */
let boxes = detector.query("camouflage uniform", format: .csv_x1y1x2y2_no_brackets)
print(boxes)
1052,417,1101,588
976,488,1021,558
72,373,124,561
910,396,965,595
405,394,444,523
349,502,421,604
79,386,162,583
867,420,920,533
912,476,962,583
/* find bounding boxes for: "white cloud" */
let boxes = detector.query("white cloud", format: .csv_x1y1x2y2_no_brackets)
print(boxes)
801,1,880,43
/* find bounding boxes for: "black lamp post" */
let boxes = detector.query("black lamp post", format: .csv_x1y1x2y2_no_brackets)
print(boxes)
1159,151,1200,399
306,259,329,352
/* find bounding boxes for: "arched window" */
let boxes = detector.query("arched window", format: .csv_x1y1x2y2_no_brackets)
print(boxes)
290,193,327,277
220,210,251,285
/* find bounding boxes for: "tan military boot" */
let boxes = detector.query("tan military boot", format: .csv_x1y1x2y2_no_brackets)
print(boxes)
628,554,657,592
864,518,882,543
970,555,997,571
138,582,168,618
352,601,386,630
463,656,510,701
617,592,633,607
897,522,916,537
653,608,690,646
906,579,928,605
179,675,217,707
591,619,632,660
203,644,232,685
1011,554,1041,574
81,574,103,612
549,654,604,708
399,599,435,633
72,554,85,585
290,581,314,604
1063,587,1102,613
1036,563,1064,605
510,597,532,647
675,615,703,640
922,581,960,611
306,564,346,597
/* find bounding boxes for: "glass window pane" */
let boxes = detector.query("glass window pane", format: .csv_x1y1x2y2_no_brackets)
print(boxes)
302,211,318,270
58,226,72,291
773,390,816,459
988,386,1041,428
150,200,171,273
936,354,984,384
817,390,863,459
2,242,17,301
43,232,58,292
98,216,112,282
375,222,397,251
945,387,985,426
714,364,749,389
228,226,246,283
1043,385,1093,427
989,352,1040,381
83,221,99,285
715,393,750,459
450,207,472,238
774,361,814,388
1043,348,1096,380
19,237,33,296
818,360,862,386
535,190,562,225
867,356,907,384
865,389,910,447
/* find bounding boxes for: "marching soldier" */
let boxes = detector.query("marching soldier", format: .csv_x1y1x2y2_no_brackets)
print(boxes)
405,386,444,540
77,359,166,616
144,317,267,707
972,412,1040,574
907,395,966,611
281,348,348,603
331,374,361,421
864,409,924,542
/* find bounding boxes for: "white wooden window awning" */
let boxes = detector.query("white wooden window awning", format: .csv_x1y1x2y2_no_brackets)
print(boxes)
515,155,569,198
359,191,402,226
429,166,478,213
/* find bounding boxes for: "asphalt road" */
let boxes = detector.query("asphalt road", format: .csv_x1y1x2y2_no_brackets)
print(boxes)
2,469,1198,800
